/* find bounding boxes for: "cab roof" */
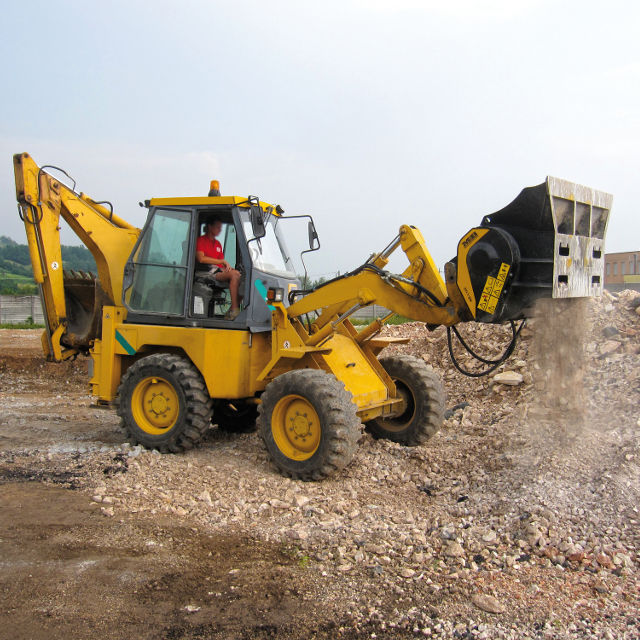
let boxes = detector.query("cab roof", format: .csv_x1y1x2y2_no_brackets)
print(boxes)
148,195,278,212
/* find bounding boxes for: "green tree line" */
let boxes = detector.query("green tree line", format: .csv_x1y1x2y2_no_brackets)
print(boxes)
0,236,96,295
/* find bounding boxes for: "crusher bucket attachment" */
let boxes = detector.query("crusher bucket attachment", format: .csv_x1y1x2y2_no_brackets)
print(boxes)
453,176,612,323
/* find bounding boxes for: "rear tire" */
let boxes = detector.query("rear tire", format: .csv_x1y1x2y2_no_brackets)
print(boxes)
213,400,258,433
258,369,361,481
117,353,213,453
366,355,445,446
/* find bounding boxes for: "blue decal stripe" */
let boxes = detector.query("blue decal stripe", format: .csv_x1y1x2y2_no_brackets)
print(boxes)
115,330,136,355
254,279,275,311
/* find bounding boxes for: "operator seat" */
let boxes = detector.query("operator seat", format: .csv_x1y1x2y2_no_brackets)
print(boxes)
193,268,228,317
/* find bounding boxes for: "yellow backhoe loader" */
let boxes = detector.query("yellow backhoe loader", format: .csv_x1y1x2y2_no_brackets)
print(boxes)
13,153,612,480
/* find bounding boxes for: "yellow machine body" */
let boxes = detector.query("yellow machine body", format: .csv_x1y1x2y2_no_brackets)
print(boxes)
14,153,467,424
86,222,462,423
90,304,400,422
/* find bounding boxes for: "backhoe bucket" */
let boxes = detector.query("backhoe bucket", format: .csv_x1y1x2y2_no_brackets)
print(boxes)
62,270,108,352
456,177,612,322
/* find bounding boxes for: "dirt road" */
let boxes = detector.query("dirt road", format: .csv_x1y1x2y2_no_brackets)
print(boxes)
0,331,348,639
1,294,639,639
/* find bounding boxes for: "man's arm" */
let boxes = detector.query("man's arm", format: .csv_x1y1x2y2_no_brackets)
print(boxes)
196,250,230,270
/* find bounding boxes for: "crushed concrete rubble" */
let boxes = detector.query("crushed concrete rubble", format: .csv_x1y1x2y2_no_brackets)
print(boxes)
1,290,640,638
492,370,524,386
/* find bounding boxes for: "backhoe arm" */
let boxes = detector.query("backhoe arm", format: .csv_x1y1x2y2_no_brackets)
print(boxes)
13,153,140,360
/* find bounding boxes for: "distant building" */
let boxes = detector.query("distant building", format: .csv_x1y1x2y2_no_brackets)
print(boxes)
605,251,640,292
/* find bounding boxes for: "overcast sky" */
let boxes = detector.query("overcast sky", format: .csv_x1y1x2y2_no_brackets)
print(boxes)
1,0,638,278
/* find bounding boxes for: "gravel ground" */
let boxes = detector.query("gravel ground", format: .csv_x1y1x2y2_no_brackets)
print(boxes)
1,291,639,639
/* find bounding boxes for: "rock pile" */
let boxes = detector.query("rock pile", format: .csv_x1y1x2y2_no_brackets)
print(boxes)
2,290,639,638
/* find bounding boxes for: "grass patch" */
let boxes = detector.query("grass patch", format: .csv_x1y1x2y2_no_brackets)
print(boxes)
385,314,412,325
297,554,311,569
0,321,44,329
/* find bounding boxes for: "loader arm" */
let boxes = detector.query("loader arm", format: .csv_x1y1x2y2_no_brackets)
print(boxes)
258,177,611,383
287,224,465,330
13,153,140,361
289,176,612,329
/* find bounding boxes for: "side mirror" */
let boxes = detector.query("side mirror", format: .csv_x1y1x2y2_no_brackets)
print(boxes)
250,207,266,239
308,220,320,250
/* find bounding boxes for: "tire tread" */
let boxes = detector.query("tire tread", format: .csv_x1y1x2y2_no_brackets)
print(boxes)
258,369,361,481
367,354,445,446
117,353,213,453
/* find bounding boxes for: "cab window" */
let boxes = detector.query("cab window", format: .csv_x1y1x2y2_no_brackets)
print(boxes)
222,222,237,266
125,208,191,315
196,215,237,268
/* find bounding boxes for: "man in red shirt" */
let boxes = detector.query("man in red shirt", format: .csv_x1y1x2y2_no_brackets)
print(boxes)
196,216,241,319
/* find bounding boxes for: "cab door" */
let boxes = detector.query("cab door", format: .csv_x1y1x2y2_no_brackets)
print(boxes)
123,207,193,321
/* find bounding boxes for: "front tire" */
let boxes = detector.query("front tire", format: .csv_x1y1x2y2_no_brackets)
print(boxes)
117,353,213,453
258,369,361,481
366,355,445,446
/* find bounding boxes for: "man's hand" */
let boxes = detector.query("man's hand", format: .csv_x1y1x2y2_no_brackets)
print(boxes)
220,260,231,272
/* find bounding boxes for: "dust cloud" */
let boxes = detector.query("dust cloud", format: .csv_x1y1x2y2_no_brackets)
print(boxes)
529,297,590,443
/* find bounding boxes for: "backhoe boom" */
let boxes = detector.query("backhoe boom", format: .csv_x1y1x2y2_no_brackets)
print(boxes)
13,153,140,360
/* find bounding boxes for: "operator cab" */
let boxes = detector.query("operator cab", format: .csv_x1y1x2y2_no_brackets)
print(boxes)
122,188,314,332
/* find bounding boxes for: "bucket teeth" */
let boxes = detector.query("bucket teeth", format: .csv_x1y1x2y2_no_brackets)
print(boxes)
545,177,612,299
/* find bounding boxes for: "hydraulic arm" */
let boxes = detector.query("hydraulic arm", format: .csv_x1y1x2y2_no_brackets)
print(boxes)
258,176,611,382
291,176,611,326
13,153,140,360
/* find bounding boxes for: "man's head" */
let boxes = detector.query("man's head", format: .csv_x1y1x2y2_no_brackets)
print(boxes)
205,215,223,238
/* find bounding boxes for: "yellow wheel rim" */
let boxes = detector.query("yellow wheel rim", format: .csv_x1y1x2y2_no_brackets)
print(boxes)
131,376,180,435
271,394,321,461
